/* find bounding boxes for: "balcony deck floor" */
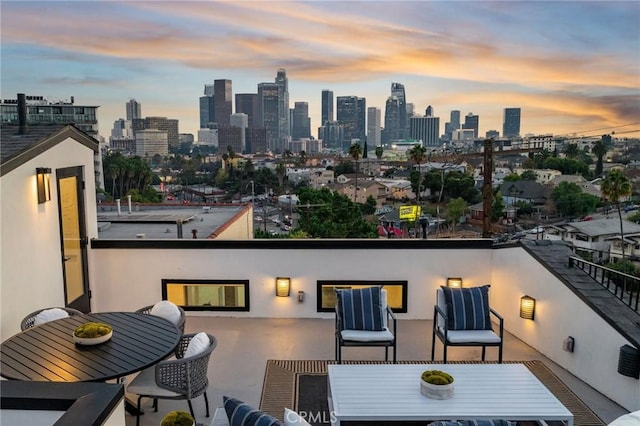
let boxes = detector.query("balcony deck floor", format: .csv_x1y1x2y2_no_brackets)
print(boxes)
123,317,629,425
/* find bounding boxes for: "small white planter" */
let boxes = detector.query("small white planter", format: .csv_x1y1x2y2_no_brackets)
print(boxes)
420,379,455,399
73,330,113,346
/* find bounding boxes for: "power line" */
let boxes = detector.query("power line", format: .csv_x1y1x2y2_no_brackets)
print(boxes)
556,122,640,138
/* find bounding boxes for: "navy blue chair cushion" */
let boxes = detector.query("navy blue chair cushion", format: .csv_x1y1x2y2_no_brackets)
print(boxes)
440,285,492,330
223,396,282,426
335,286,384,331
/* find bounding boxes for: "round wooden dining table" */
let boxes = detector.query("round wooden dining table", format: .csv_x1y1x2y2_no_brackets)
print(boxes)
0,311,182,382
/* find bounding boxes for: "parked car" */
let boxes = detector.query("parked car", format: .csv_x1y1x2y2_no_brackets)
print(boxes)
580,215,593,221
624,204,639,212
528,226,545,234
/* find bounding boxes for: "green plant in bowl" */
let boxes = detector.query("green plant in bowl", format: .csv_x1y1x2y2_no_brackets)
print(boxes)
160,410,195,426
421,370,454,385
74,322,112,338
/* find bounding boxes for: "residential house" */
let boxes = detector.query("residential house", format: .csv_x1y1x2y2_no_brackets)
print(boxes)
547,174,601,198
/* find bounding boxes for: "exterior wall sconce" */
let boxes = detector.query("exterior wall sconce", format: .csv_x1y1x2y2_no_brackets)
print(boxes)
617,344,640,379
36,168,51,204
275,277,291,297
519,295,536,320
446,277,463,288
297,291,305,303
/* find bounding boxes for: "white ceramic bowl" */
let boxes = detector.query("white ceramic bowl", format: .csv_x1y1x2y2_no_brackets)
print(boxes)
73,330,113,345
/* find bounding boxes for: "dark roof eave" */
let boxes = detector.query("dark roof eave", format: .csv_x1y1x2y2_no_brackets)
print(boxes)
1,125,98,177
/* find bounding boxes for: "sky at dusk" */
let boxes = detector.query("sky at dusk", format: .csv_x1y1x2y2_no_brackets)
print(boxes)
1,1,639,141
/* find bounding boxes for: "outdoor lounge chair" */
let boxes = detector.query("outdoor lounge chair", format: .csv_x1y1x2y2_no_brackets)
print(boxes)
127,332,216,426
335,286,397,363
431,285,503,363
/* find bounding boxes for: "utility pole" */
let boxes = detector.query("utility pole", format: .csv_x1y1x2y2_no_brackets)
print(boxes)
482,139,494,238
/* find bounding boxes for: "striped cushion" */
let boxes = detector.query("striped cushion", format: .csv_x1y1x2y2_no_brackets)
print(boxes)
441,285,492,331
336,287,384,331
223,396,282,426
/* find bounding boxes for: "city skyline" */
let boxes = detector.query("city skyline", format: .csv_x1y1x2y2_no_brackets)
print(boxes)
1,1,638,141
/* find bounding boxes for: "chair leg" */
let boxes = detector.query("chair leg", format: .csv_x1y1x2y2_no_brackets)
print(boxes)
136,396,143,426
498,343,503,363
430,331,436,361
393,342,397,364
443,342,447,364
204,391,210,417
338,344,342,364
482,346,486,361
187,399,195,419
385,346,389,362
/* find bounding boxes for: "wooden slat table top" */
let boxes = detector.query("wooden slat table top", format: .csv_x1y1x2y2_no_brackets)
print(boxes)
0,312,181,383
327,364,573,425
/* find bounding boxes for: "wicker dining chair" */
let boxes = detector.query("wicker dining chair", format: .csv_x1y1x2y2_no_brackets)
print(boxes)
127,332,217,426
20,307,84,331
135,302,186,332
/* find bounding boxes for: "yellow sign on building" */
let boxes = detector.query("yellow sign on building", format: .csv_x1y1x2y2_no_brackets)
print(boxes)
399,205,421,220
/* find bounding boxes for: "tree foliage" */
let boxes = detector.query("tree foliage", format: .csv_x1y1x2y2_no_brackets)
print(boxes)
296,187,378,238
551,181,599,217
520,170,538,181
542,157,590,178
446,197,468,233
444,171,481,204
103,152,156,201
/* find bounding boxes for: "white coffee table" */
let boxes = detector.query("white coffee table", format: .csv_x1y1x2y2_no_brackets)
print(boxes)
327,364,573,425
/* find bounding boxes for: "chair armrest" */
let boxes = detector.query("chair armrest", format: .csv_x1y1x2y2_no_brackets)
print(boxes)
489,308,504,338
335,305,343,333
155,358,189,393
433,304,449,338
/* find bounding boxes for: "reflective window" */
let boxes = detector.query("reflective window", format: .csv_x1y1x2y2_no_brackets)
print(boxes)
162,279,249,311
317,280,407,313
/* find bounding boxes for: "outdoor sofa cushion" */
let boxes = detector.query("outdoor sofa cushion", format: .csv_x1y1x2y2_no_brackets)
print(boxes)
443,329,502,344
283,408,311,426
223,396,282,426
335,286,384,331
440,285,492,330
340,328,394,342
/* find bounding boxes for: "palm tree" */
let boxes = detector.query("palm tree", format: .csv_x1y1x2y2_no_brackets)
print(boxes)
592,139,608,177
348,142,362,202
408,144,427,205
601,170,632,258
375,146,384,160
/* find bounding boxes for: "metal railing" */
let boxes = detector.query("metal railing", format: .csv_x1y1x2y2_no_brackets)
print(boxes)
569,256,640,314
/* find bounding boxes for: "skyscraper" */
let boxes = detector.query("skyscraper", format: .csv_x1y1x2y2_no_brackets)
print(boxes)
367,107,381,147
126,99,141,121
444,110,460,141
336,96,366,150
257,82,280,152
291,102,311,140
275,69,290,147
214,79,232,126
144,116,179,149
503,107,521,138
321,90,333,125
383,96,400,144
391,82,407,138
410,114,440,148
199,86,215,129
235,93,258,128
463,112,479,139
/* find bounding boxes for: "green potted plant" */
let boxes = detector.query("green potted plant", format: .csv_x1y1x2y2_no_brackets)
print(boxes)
420,369,454,399
73,322,113,345
160,410,195,426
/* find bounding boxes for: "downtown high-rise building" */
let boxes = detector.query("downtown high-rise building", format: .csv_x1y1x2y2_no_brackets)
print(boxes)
383,96,401,144
336,96,366,150
503,107,521,138
275,69,290,149
318,121,344,151
410,106,440,147
257,82,280,152
391,82,407,138
321,90,333,125
126,99,141,121
235,93,258,128
199,85,215,129
444,110,461,141
462,112,479,139
214,79,232,126
144,116,179,149
291,102,311,140
367,107,381,147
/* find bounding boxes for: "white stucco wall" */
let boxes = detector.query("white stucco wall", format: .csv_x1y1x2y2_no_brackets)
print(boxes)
0,137,97,340
89,247,493,319
492,246,640,412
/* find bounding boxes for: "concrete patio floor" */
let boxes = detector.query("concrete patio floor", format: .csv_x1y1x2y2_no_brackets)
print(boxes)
123,317,629,425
